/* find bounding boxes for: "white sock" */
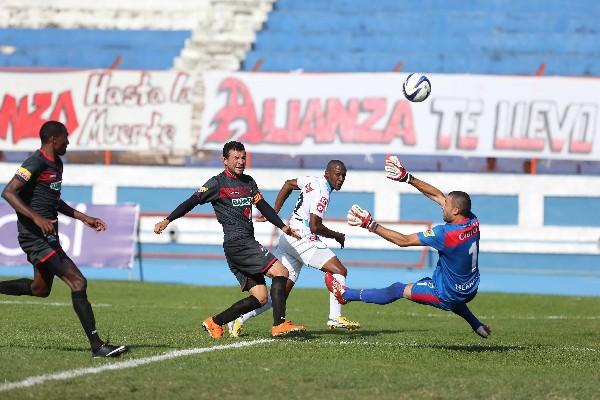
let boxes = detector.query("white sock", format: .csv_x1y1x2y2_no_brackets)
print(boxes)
328,274,345,320
240,294,272,323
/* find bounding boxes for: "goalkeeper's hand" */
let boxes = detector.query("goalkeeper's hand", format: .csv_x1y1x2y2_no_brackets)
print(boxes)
347,204,378,232
385,155,412,183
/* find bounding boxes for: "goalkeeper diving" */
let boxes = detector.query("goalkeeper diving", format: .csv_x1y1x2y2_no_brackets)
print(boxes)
325,156,491,338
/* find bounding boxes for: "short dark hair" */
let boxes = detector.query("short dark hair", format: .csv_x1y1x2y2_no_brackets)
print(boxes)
39,121,67,143
448,191,471,217
326,159,346,171
222,141,245,158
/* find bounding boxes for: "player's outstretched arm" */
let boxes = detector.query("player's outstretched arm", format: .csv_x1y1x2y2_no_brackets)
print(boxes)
385,156,445,207
2,177,56,235
273,179,299,214
58,200,106,231
155,194,202,234
347,204,421,247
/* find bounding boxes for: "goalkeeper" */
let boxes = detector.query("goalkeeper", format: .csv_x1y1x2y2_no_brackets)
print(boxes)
325,156,491,338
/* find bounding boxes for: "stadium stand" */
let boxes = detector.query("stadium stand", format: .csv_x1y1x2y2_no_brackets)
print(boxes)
242,0,600,75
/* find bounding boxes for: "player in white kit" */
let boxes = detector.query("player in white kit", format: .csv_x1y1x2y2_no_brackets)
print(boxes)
228,160,360,336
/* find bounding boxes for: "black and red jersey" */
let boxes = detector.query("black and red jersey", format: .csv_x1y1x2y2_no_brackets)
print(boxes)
193,169,264,242
13,149,63,235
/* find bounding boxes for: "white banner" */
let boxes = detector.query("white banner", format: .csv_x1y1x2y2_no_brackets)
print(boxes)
199,72,600,161
0,70,194,151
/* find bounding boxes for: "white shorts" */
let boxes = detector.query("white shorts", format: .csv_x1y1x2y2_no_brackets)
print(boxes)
272,234,336,283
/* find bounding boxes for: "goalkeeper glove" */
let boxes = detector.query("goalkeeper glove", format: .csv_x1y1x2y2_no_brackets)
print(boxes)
347,204,378,232
385,155,413,183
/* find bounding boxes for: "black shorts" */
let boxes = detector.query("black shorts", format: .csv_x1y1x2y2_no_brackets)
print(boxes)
18,231,62,266
223,239,277,291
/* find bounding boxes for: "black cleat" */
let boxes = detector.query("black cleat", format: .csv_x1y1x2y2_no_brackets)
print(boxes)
92,343,129,358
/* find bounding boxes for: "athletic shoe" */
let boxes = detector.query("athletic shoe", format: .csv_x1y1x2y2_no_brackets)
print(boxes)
271,320,305,337
202,317,223,339
476,324,492,338
227,317,244,337
92,343,128,358
327,316,361,330
324,272,347,305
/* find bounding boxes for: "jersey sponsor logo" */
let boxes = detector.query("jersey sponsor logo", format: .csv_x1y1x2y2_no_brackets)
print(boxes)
232,197,252,207
219,186,251,198
305,183,314,193
253,193,263,204
197,186,209,193
444,219,480,248
423,229,435,237
316,196,328,213
16,167,32,181
49,181,62,191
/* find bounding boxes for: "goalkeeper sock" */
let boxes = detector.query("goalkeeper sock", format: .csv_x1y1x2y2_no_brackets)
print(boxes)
344,282,406,305
452,303,483,331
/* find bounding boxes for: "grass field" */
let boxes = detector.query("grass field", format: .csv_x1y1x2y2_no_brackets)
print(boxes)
0,278,598,400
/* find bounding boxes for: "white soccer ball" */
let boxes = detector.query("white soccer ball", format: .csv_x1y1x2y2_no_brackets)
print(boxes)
402,73,432,102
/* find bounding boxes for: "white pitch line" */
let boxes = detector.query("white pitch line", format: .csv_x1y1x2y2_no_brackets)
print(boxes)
0,300,111,307
0,339,274,393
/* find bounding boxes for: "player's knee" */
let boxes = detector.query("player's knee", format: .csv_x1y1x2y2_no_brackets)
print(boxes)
70,276,87,292
255,293,269,305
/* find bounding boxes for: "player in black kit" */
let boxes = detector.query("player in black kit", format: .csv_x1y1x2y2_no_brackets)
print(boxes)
0,121,128,358
154,141,306,337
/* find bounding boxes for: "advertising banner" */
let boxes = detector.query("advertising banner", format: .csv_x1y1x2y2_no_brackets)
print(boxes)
0,70,194,151
0,203,139,269
199,72,600,161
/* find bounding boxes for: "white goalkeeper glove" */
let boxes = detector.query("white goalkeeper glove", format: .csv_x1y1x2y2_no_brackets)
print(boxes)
347,204,378,232
385,155,413,183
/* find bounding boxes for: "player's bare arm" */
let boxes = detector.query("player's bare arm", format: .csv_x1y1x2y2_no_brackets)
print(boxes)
309,213,345,248
409,176,446,207
371,225,421,247
273,179,299,213
1,177,56,235
58,200,107,231
347,204,420,247
385,155,445,207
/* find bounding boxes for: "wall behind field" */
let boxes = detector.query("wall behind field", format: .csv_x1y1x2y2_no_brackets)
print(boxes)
1,163,598,275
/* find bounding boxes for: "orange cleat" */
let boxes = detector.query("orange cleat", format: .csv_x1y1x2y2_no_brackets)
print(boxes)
202,317,223,339
324,272,347,305
271,320,306,337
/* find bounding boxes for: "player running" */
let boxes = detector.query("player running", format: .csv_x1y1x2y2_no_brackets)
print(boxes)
0,121,128,357
228,160,360,337
325,156,491,338
154,141,305,338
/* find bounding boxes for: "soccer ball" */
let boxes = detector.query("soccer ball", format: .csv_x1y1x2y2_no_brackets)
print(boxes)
402,73,432,102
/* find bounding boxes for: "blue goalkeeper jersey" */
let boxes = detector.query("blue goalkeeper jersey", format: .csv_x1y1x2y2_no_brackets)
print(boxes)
417,213,480,303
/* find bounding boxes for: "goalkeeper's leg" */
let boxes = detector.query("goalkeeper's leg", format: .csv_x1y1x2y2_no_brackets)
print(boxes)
452,302,492,338
343,282,407,305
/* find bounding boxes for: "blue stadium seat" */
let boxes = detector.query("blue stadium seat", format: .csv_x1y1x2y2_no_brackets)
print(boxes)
0,29,190,70
243,0,600,76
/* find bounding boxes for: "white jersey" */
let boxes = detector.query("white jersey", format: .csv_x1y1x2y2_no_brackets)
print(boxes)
288,175,333,238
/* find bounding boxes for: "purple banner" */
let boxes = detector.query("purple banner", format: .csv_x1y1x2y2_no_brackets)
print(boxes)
0,203,139,269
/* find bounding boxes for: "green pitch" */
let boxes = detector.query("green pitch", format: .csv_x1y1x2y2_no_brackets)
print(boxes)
0,279,598,400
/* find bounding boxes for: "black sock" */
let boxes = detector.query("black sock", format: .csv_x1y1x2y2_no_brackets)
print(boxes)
213,296,262,326
71,290,103,350
270,276,287,326
0,278,33,296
